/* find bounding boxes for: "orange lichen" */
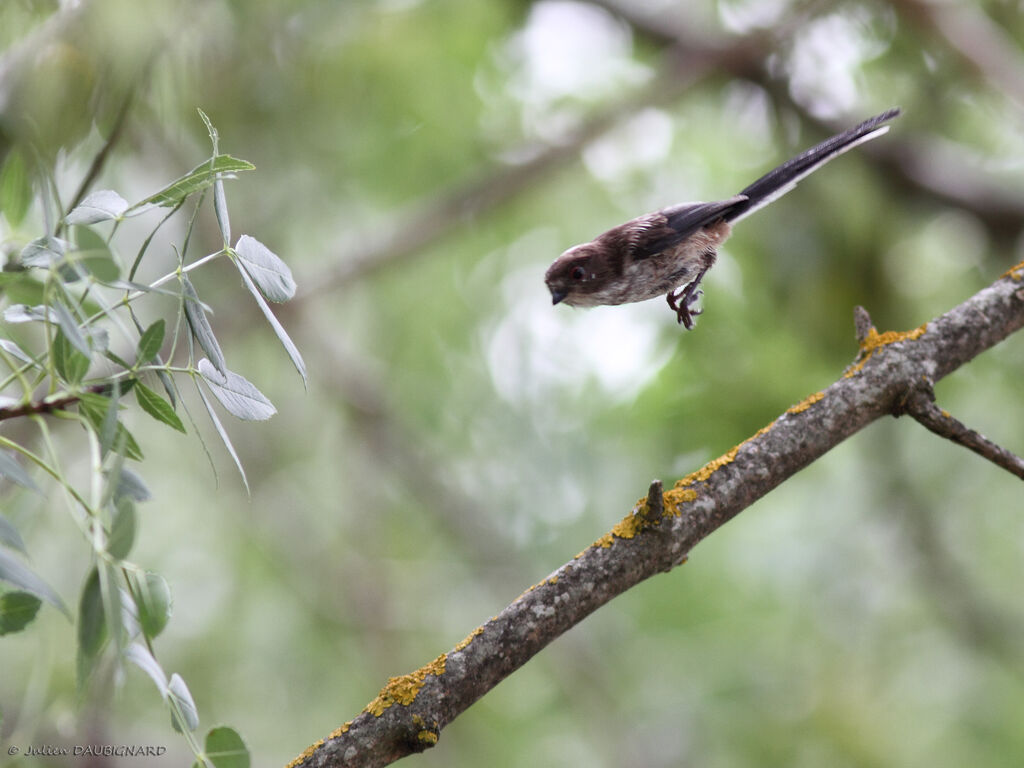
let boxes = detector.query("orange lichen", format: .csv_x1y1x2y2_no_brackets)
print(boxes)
511,581,544,604
286,721,353,767
455,626,484,652
1002,260,1024,281
673,422,777,493
586,421,780,552
661,487,697,516
845,323,927,377
862,324,928,352
676,447,737,488
366,654,447,716
787,391,824,414
285,739,324,768
329,722,352,739
411,716,439,745
612,511,646,539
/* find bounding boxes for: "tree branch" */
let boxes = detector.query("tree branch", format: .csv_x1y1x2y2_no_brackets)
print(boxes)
287,266,1024,768
898,380,1024,481
0,386,108,422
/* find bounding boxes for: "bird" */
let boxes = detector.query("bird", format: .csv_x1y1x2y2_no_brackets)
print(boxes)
544,108,900,328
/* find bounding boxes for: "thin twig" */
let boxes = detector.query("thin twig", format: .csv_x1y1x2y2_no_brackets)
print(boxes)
899,381,1024,480
0,393,82,422
853,305,874,344
637,479,664,526
0,384,111,423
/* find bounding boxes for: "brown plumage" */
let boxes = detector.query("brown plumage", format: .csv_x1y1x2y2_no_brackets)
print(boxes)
545,108,900,327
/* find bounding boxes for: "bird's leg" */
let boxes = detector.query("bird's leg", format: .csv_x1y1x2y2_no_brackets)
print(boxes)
667,266,710,329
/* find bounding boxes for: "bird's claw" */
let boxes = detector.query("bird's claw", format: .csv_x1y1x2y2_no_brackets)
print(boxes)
667,274,707,330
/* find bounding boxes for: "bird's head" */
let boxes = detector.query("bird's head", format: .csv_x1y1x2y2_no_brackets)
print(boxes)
544,243,609,307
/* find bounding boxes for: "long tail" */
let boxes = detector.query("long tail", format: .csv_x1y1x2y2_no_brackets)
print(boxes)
724,107,901,224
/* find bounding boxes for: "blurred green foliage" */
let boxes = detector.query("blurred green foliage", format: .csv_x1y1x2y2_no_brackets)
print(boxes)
2,0,1023,766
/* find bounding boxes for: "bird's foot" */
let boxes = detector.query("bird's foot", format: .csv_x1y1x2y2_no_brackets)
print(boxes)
666,269,709,330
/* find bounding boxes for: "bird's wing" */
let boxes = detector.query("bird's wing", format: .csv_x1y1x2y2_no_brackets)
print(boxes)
625,196,748,260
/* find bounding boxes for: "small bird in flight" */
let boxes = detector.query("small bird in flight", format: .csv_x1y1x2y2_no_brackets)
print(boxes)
545,108,900,327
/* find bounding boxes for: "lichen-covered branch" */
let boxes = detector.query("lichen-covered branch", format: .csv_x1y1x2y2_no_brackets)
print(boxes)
287,266,1024,768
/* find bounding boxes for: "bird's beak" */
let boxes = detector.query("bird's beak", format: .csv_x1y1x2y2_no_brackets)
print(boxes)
550,289,567,305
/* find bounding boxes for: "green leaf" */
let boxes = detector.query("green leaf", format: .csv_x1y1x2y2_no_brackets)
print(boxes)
78,393,144,461
0,451,40,494
182,275,226,377
128,155,255,213
19,236,69,268
0,591,42,635
104,349,132,369
100,381,121,455
0,513,28,552
136,319,165,364
107,497,136,560
202,726,250,768
156,368,177,408
0,148,32,227
0,337,37,367
0,274,45,306
169,673,199,732
77,568,107,665
196,384,248,493
94,378,135,398
3,303,55,324
125,642,168,695
112,466,151,502
53,329,91,384
233,235,295,302
214,179,230,244
135,381,186,433
234,258,307,387
71,226,120,281
100,563,124,657
51,300,91,357
198,108,218,147
134,571,171,640
65,190,129,225
0,548,69,617
198,359,276,421
130,313,177,407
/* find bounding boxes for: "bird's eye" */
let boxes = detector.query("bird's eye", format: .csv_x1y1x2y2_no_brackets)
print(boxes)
570,265,586,281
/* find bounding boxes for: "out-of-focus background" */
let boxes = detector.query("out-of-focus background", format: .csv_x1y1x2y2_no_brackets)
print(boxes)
2,0,1023,765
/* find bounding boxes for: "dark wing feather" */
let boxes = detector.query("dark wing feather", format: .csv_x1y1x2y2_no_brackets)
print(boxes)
627,196,748,260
